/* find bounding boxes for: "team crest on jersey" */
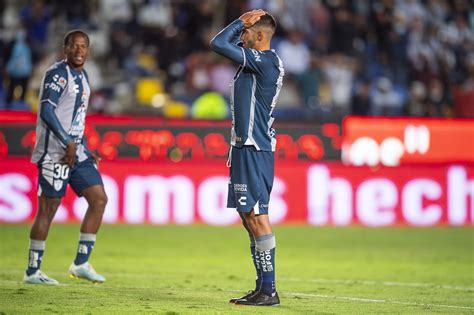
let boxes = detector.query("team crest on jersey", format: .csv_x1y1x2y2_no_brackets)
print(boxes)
54,179,63,191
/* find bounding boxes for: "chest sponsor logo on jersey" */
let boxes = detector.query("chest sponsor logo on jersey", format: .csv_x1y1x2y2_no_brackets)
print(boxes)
70,104,87,137
81,91,88,103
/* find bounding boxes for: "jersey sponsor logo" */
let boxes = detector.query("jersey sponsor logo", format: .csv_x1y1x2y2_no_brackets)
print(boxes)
238,196,247,206
57,77,67,88
45,82,61,93
70,104,87,137
81,91,88,103
52,74,67,89
234,183,247,192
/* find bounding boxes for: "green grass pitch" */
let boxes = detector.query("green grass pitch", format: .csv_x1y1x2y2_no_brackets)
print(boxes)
0,224,473,314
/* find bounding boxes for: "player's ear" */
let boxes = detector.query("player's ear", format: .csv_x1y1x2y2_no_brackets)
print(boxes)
257,31,263,41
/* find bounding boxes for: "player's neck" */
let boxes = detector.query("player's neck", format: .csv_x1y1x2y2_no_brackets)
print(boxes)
66,60,84,73
254,41,270,51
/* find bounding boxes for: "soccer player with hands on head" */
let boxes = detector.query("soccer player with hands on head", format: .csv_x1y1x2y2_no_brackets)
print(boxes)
210,9,284,306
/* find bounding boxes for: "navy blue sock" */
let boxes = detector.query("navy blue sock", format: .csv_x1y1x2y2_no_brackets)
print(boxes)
26,239,45,276
256,234,276,295
74,233,96,265
249,237,263,290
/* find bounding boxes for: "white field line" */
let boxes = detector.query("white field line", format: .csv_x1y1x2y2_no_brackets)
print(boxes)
280,291,474,311
0,279,472,311
282,277,474,292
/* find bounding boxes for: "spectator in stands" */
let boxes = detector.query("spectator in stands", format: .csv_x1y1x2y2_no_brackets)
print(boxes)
370,76,404,116
276,29,310,77
406,80,428,116
322,54,356,112
19,0,51,60
4,29,33,108
351,80,370,116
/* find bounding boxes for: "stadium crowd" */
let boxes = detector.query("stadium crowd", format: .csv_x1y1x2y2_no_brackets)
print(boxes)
0,0,473,121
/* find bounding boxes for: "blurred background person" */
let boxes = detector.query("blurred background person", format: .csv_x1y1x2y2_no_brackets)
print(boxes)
4,28,33,108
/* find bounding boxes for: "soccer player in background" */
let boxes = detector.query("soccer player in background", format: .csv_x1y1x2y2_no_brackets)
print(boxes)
23,30,107,285
210,10,284,306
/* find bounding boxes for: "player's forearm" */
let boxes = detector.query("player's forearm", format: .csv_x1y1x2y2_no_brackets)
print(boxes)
40,101,74,147
210,19,245,63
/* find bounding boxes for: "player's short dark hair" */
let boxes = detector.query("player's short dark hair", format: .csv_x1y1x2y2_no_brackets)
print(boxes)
255,13,277,33
63,29,90,47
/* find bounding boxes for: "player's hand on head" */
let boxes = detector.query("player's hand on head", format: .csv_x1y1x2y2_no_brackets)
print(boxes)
62,141,77,167
239,9,266,28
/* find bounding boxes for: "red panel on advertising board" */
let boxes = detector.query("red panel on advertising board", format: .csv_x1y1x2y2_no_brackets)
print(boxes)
342,116,474,166
0,158,472,226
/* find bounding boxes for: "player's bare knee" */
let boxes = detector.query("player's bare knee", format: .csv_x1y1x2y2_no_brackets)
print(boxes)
91,194,107,212
244,215,260,233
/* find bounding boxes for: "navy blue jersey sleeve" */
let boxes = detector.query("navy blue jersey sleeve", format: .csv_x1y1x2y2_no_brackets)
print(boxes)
210,20,246,65
40,67,68,107
210,19,272,75
39,67,73,147
40,102,74,147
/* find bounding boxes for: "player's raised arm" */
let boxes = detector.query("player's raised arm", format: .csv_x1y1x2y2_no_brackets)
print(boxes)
210,9,266,65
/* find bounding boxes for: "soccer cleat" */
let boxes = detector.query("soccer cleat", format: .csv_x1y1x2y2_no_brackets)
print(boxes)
234,291,280,306
23,270,59,285
229,290,258,303
68,262,105,283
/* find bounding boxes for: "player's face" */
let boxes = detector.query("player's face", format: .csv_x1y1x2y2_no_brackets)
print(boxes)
240,28,257,49
65,34,89,69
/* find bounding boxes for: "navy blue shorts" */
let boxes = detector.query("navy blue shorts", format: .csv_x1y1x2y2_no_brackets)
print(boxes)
37,157,103,198
227,146,274,214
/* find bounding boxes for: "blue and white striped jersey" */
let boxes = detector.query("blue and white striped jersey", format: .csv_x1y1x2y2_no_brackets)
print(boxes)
211,20,284,151
31,60,91,163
